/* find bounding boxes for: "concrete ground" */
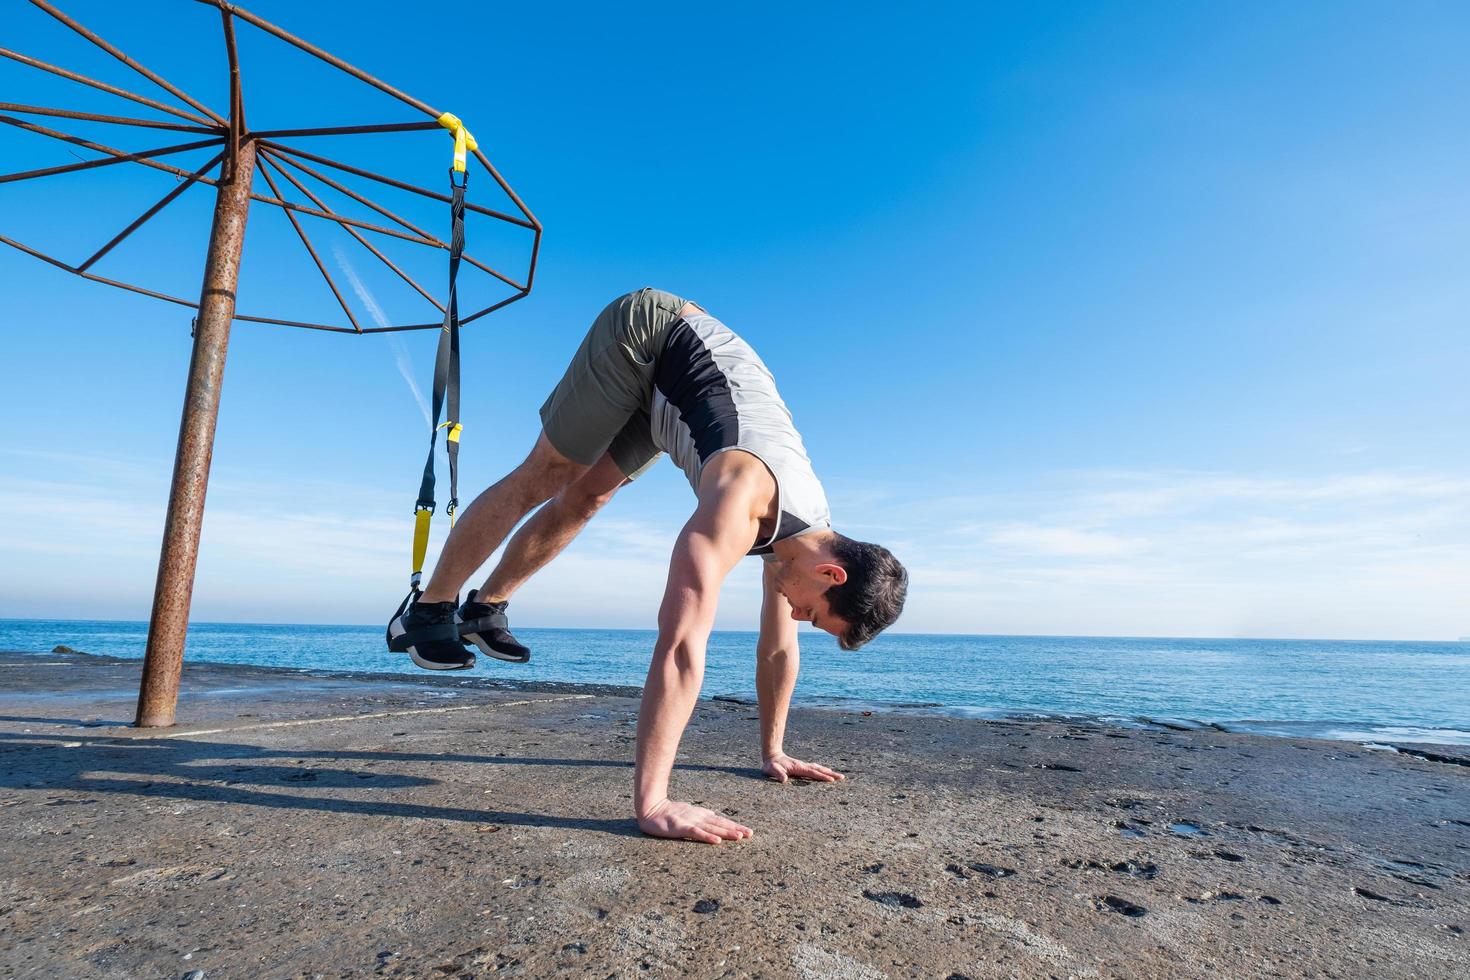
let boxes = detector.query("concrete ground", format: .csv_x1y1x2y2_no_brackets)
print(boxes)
1,649,1466,979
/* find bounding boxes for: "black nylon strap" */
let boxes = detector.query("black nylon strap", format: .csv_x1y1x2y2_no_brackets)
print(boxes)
459,611,509,632
415,174,466,516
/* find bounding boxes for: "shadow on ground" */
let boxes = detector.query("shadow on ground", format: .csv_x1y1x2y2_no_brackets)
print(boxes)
0,730,764,839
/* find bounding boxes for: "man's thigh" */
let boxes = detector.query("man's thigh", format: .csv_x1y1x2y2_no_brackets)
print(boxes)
566,449,640,504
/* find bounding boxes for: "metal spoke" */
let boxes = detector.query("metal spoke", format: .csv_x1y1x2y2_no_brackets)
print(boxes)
231,312,357,332
258,145,443,245
0,102,219,134
262,144,524,290
258,146,443,313
459,253,526,293
28,0,229,128
261,140,538,230
457,290,532,329
0,117,223,184
257,156,361,331
1,233,196,307
472,146,541,230
201,0,441,119
246,187,438,247
78,150,225,272
251,122,441,139
0,47,220,128
255,146,443,245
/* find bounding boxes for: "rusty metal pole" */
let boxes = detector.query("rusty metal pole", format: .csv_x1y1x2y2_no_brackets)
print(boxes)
134,138,256,727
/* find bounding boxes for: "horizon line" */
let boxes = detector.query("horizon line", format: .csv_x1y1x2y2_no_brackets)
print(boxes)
0,616,1465,646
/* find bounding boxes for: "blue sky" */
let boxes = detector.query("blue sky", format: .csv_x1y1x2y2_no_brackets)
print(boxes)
2,1,1467,639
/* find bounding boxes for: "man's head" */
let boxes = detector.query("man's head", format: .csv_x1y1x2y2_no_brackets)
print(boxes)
773,532,908,650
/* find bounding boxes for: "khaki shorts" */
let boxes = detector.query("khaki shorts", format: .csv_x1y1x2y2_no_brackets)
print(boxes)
539,287,689,479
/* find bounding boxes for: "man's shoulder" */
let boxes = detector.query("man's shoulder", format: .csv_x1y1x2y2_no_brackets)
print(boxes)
696,450,778,523
699,448,777,492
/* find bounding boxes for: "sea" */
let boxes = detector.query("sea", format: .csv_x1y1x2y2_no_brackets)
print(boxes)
2,619,1467,747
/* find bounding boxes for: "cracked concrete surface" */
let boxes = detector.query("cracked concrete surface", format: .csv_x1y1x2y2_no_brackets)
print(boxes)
1,650,1466,978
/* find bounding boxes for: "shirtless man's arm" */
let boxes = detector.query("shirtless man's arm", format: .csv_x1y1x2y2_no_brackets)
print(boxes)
634,452,766,843
756,561,845,784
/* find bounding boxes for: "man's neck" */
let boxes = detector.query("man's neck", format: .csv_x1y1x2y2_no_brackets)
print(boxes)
769,529,835,563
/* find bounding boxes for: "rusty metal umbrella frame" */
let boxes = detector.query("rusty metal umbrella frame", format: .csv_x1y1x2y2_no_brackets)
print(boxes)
0,0,542,726
1,0,541,332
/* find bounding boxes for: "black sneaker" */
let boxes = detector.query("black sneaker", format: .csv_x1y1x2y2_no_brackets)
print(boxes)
387,597,475,670
456,590,531,663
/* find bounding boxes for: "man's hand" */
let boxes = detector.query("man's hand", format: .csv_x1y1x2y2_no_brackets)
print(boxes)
637,799,754,845
762,752,846,783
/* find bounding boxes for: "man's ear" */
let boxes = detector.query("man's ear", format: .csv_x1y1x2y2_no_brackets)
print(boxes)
815,562,848,586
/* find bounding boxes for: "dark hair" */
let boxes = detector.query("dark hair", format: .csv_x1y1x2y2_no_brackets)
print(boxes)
823,534,908,650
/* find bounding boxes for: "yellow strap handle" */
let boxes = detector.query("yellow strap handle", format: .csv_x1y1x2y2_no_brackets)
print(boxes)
411,422,464,583
436,112,478,174
411,507,432,583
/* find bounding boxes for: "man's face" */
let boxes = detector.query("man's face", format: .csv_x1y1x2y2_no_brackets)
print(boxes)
774,561,851,642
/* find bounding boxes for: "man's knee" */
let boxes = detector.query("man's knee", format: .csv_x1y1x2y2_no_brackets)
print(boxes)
558,452,630,521
513,434,588,500
562,479,622,521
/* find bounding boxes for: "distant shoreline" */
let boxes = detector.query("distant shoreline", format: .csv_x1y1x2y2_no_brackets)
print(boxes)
9,646,1467,753
1,615,1468,645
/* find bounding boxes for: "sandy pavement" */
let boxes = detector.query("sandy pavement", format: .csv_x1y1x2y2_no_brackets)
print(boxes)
0,649,1466,978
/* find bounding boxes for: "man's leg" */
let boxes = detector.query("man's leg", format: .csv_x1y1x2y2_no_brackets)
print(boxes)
418,432,588,603
454,413,661,664
476,451,630,603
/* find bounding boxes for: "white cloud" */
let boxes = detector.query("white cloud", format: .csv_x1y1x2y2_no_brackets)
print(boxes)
892,469,1470,640
986,523,1138,558
0,448,1465,640
332,245,434,429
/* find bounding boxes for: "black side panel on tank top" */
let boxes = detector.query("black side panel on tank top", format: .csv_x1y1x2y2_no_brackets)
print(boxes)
656,321,739,461
748,511,813,556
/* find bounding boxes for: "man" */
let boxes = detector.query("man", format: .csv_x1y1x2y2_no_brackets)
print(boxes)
389,288,908,843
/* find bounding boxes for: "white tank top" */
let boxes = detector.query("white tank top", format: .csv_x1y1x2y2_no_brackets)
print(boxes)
647,310,831,555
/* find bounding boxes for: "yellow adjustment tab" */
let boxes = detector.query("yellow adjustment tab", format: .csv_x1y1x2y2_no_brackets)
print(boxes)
437,111,478,173
446,422,463,444
412,508,432,575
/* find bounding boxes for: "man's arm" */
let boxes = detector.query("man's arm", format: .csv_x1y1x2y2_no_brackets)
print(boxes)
756,561,845,784
633,461,762,844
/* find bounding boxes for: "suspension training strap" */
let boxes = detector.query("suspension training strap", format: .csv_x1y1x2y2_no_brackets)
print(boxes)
437,112,478,175
409,160,468,592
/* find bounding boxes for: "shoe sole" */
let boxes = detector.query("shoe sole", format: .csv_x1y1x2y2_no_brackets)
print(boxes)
388,614,474,671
